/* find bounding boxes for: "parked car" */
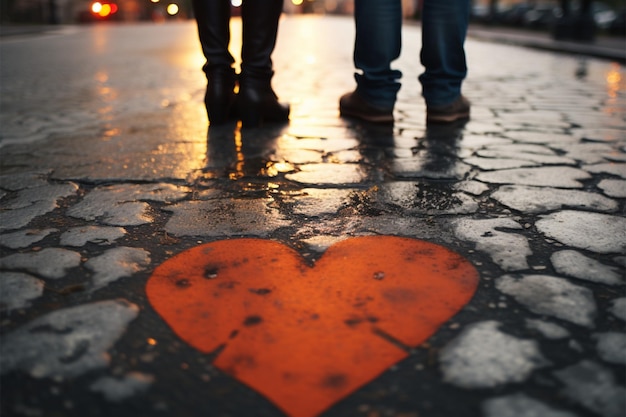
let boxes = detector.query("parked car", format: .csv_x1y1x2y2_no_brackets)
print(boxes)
608,8,626,35
500,2,534,26
523,4,561,28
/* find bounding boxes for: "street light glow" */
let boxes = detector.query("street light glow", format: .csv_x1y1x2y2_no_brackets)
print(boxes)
167,3,179,15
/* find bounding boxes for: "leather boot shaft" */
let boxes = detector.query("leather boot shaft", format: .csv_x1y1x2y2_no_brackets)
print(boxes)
238,0,289,127
206,67,238,125
192,0,234,69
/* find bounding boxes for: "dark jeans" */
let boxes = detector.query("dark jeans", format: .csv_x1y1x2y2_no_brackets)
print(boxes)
353,0,469,108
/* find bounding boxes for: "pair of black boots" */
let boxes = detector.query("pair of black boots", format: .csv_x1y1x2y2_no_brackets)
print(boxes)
193,0,289,127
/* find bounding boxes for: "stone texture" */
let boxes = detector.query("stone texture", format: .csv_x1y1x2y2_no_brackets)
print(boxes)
482,393,577,417
525,319,571,340
84,247,151,291
476,167,591,188
551,250,624,285
594,332,626,365
89,372,155,402
0,248,82,279
608,298,626,322
0,300,139,379
60,226,127,247
453,218,531,271
0,272,44,311
491,185,617,213
0,228,58,249
67,183,189,226
553,361,626,417
496,274,597,327
164,199,291,237
597,179,626,198
536,211,626,254
439,321,548,389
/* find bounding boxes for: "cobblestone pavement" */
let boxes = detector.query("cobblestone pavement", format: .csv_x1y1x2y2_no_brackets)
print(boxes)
1,15,625,417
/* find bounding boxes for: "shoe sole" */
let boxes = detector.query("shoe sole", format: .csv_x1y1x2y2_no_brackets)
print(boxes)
426,111,470,124
340,108,394,124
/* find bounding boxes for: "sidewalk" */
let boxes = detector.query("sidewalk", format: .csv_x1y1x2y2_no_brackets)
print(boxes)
466,23,626,62
1,15,625,417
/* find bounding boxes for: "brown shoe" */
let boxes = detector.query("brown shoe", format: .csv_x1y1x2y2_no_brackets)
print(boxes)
339,91,394,124
426,95,470,124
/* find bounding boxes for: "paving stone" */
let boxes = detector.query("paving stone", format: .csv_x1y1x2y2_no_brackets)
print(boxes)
0,299,139,379
597,179,626,198
291,189,354,216
452,218,531,271
496,274,597,327
84,247,151,291
503,131,580,144
379,182,479,214
608,298,626,322
464,157,539,171
285,163,366,184
536,211,626,254
89,372,155,402
495,110,566,125
453,180,490,196
551,142,618,164
585,162,626,179
60,226,127,247
553,360,626,417
594,332,626,365
491,185,618,214
277,136,358,156
164,199,290,237
476,167,591,188
476,145,577,166
0,171,51,191
439,321,548,389
0,272,44,311
67,183,189,226
0,228,58,249
0,183,79,231
573,128,626,143
551,250,624,286
525,319,571,339
482,393,578,417
392,157,472,180
1,183,79,210
0,248,82,279
459,134,513,151
0,201,62,232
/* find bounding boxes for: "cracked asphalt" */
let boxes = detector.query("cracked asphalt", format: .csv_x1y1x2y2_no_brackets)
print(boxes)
1,14,625,417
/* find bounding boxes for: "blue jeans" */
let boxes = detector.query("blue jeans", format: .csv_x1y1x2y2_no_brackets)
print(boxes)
353,0,470,108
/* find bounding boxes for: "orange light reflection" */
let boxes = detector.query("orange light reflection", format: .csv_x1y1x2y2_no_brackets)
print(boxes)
606,63,624,99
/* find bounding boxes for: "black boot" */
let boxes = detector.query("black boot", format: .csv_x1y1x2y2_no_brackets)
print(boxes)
192,0,237,125
238,0,289,127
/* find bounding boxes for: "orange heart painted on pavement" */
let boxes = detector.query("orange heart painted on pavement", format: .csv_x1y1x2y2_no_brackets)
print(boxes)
146,236,478,417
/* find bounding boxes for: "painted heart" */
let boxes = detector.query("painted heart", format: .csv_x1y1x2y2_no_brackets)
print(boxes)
146,236,478,417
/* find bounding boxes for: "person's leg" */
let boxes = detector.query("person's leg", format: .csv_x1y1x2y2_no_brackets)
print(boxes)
339,0,402,123
419,0,469,108
353,0,402,109
239,0,289,127
192,0,237,124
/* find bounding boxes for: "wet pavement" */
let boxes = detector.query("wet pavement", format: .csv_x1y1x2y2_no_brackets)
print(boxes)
1,15,625,417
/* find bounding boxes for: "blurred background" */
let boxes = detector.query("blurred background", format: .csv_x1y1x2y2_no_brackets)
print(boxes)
0,0,624,38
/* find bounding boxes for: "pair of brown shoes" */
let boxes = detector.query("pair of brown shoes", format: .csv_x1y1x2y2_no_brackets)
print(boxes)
339,91,470,124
